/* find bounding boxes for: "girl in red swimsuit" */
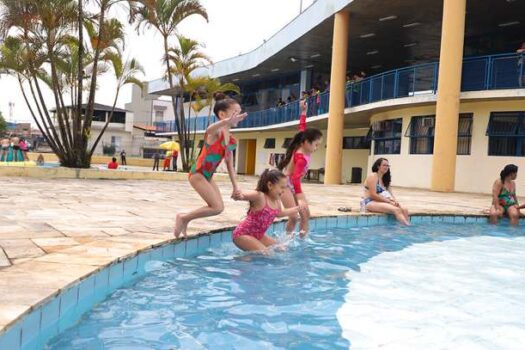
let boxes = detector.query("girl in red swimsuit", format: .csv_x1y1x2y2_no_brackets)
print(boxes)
278,128,323,237
174,93,247,238
232,169,303,253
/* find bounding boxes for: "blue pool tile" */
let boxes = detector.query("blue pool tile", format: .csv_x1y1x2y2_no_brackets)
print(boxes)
78,275,95,302
454,216,466,224
123,256,139,283
209,233,222,249
326,217,338,229
93,267,110,302
161,244,175,260
20,308,40,349
39,297,60,344
465,216,477,224
336,215,347,229
410,216,422,224
443,216,455,223
356,216,368,227
0,324,21,350
59,286,78,316
108,262,124,291
376,215,389,225
137,250,152,273
58,285,79,332
367,215,379,226
347,216,358,227
419,216,432,224
185,238,199,257
220,231,232,243
431,216,444,223
197,236,210,253
316,217,327,230
173,242,185,258
274,221,286,234
150,248,163,261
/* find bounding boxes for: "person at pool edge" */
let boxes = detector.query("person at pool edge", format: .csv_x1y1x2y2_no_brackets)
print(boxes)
361,158,410,225
489,164,525,226
174,92,247,238
231,169,305,253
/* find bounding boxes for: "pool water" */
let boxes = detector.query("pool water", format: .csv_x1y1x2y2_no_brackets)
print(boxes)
47,222,525,349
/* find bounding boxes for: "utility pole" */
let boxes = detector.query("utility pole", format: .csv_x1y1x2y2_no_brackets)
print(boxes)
299,0,303,13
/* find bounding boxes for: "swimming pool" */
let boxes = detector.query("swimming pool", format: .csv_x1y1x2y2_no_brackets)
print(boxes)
46,219,525,349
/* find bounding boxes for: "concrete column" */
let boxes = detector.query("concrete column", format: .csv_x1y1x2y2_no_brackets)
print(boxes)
324,10,349,185
431,0,467,192
300,69,311,93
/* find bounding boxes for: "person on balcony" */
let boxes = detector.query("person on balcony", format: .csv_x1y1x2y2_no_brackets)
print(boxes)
298,91,309,131
517,42,525,87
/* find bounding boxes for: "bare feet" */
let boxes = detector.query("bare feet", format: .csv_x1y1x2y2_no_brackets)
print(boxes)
299,230,308,239
174,213,188,239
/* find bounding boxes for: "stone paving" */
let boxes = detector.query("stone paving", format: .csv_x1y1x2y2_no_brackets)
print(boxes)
0,175,504,332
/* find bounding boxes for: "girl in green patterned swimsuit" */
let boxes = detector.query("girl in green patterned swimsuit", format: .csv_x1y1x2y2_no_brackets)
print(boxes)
489,164,525,226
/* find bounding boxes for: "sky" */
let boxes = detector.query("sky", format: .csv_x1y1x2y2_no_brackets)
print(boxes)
0,0,315,124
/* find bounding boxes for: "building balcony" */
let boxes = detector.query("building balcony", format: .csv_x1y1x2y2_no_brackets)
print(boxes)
154,52,525,134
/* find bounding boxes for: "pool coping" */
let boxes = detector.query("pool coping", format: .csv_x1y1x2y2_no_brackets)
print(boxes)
0,213,496,349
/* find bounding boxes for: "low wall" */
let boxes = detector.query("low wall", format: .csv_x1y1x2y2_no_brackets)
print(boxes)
26,153,155,167
0,166,233,182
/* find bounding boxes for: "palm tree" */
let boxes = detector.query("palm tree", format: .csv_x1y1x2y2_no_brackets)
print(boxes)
89,53,144,156
202,77,240,127
133,0,208,171
167,34,211,170
0,0,141,167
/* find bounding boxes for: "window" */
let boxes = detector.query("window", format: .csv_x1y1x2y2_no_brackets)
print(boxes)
343,136,370,149
405,114,474,155
282,138,292,148
264,138,276,149
487,112,525,156
370,119,402,154
111,136,122,150
92,110,106,122
155,110,164,122
405,115,435,154
457,114,473,155
111,111,126,124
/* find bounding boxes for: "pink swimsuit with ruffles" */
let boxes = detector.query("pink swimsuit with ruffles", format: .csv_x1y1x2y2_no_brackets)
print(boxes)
232,196,281,240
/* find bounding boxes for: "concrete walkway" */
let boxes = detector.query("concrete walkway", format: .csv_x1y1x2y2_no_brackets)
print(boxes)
0,176,502,332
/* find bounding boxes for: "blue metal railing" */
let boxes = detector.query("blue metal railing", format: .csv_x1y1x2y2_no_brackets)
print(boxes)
155,52,525,133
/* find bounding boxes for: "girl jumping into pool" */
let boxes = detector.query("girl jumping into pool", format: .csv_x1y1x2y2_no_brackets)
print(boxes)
278,127,323,237
174,93,247,238
232,169,304,252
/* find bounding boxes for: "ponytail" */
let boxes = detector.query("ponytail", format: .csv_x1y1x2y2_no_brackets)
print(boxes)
277,128,322,170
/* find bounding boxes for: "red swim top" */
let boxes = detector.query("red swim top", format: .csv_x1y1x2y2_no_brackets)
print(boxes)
286,152,310,194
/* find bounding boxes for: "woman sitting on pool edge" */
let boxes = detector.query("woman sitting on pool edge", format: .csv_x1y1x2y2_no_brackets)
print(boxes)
489,164,525,226
361,158,410,225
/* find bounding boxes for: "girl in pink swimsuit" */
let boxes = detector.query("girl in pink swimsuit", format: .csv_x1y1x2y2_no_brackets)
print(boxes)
278,128,323,237
232,169,303,252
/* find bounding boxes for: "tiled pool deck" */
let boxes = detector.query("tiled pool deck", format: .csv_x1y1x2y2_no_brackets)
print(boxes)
0,176,506,347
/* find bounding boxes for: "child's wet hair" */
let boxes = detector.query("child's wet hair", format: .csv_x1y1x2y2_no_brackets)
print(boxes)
278,128,323,170
256,168,286,193
213,92,240,117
